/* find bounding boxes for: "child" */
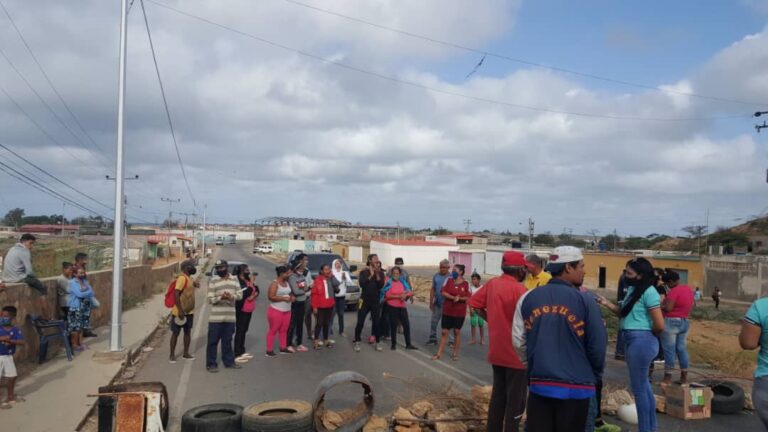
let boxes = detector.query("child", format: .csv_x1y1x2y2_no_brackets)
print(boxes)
0,306,25,409
468,273,485,345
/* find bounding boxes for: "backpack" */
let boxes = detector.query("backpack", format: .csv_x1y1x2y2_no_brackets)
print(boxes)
165,276,188,308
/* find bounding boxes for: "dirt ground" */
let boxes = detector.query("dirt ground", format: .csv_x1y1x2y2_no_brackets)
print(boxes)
687,319,756,379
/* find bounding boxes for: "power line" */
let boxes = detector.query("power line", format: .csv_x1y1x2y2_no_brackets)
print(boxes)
139,0,197,207
0,142,113,212
0,0,115,167
281,0,766,107
146,0,749,122
0,45,114,171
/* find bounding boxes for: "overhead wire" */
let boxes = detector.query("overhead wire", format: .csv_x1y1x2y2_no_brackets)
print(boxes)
0,0,115,167
281,0,766,107
146,0,750,122
0,45,114,171
139,0,197,208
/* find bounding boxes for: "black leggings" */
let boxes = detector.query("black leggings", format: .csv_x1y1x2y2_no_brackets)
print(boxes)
314,307,333,341
287,301,305,346
387,306,411,347
234,310,252,357
526,393,589,432
354,300,380,343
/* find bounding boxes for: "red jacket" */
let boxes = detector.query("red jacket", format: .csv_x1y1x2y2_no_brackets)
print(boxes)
468,274,527,370
311,276,336,309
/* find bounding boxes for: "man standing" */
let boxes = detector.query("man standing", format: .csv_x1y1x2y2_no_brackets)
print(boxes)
56,262,74,320
468,251,531,432
2,234,50,320
206,260,242,372
524,254,552,290
427,259,451,345
513,246,607,432
170,260,198,363
354,254,385,352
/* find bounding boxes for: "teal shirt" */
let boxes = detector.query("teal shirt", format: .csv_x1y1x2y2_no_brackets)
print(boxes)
744,298,768,378
620,286,661,331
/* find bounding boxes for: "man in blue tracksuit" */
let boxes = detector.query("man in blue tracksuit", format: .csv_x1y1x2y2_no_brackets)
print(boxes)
513,246,607,432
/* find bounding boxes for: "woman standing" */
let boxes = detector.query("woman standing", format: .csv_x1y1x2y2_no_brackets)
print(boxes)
311,264,337,349
234,264,259,363
432,264,471,361
67,267,94,351
660,269,694,384
380,266,417,350
740,295,768,429
265,265,295,357
468,272,485,345
330,259,350,337
597,258,664,432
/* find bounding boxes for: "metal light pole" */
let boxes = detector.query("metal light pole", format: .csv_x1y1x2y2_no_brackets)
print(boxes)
161,197,180,263
110,0,129,352
202,204,207,257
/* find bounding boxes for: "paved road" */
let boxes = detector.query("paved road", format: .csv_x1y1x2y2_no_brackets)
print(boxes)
133,244,760,431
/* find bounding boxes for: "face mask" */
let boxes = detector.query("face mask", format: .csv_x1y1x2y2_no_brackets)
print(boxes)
188,268,197,276
78,275,87,281
0,317,11,327
392,275,400,281
243,272,251,278
451,271,459,279
216,269,228,277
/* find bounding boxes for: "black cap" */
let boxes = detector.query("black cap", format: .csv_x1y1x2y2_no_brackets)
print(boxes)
214,259,228,267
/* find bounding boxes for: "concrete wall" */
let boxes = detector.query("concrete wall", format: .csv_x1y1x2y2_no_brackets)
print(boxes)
0,262,179,363
581,253,704,291
349,246,363,262
703,256,768,301
371,241,459,267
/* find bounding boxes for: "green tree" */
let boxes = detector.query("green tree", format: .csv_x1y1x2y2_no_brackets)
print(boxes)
599,234,621,251
430,226,452,236
534,233,555,246
3,207,24,226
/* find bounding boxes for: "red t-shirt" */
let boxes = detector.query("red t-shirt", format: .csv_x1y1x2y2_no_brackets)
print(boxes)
442,279,471,317
386,281,408,308
468,274,527,370
665,285,695,318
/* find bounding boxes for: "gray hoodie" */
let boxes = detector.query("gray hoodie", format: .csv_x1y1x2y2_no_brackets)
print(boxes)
288,271,309,302
2,243,33,282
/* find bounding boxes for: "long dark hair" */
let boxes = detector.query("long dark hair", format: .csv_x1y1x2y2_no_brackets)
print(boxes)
620,257,656,318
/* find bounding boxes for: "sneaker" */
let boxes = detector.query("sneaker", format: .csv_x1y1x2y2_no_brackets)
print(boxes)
368,336,376,344
317,340,325,347
405,345,418,350
328,339,336,345
354,342,361,352
326,342,335,349
279,348,293,355
265,351,277,358
207,367,219,373
182,354,195,360
225,364,242,369
297,345,309,352
286,346,296,353
169,356,177,364
235,356,249,364
242,353,254,359
375,343,383,352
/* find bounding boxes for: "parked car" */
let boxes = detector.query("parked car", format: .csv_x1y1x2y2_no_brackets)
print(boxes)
287,252,360,309
253,244,273,254
215,237,224,246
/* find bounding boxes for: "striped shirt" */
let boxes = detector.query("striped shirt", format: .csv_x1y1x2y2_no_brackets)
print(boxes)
207,275,242,323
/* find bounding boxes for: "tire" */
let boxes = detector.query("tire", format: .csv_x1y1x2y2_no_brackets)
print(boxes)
242,400,313,432
98,382,169,430
181,403,243,432
700,380,745,415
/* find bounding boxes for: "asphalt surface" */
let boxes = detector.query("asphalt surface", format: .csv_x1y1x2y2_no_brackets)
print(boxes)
133,244,761,431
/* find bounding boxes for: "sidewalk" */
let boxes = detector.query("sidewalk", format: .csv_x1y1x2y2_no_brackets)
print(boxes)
0,255,214,432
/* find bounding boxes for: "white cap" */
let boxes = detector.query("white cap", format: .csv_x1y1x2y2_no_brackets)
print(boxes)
549,246,584,264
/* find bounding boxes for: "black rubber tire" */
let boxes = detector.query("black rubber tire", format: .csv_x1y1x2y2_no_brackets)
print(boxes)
242,400,313,432
181,403,243,432
700,380,745,415
98,382,169,429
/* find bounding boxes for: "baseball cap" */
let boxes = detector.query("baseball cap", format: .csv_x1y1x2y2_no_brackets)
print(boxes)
502,251,535,270
214,259,228,268
549,246,584,264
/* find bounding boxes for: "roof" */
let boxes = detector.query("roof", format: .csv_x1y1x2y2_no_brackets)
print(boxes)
20,224,80,231
373,238,454,247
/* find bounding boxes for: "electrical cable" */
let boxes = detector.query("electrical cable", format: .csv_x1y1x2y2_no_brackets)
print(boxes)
0,0,115,167
281,0,767,107
139,0,197,207
146,0,750,122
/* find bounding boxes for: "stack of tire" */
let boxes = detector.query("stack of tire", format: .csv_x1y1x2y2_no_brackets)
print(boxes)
180,400,313,432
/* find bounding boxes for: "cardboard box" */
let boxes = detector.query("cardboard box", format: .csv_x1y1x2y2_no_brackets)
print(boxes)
660,383,713,420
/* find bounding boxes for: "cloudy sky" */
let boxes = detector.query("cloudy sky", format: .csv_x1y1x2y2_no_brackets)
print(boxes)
1,0,767,236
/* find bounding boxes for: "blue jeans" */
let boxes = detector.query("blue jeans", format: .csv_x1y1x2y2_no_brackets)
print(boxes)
753,376,768,430
624,330,658,432
615,328,625,358
661,318,689,371
206,322,235,368
429,304,443,341
331,296,346,334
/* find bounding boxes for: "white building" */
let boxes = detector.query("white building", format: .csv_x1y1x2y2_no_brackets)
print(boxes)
370,239,460,267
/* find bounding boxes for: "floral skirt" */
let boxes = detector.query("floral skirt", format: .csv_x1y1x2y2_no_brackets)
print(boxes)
67,299,92,333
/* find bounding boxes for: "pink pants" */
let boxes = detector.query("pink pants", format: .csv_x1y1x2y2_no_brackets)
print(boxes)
266,307,291,352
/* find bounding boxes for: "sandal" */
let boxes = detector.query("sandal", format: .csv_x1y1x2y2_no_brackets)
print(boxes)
0,402,11,410
451,354,459,361
431,354,441,361
7,397,25,404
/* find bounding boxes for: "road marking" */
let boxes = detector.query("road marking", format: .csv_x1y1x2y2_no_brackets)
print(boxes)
392,347,473,391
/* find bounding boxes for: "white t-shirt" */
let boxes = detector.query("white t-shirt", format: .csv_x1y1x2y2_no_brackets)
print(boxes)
270,281,293,312
470,284,483,295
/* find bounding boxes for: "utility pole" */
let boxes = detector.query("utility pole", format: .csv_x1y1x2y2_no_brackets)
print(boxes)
160,198,180,263
528,217,534,251
705,208,710,255
755,111,768,133
396,221,400,243
110,0,129,353
202,204,207,257
463,218,472,233
613,229,618,251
